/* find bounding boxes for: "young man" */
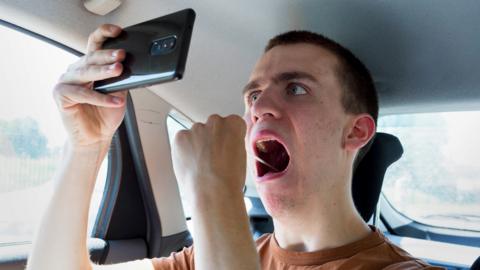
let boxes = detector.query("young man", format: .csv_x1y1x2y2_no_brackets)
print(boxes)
27,25,442,270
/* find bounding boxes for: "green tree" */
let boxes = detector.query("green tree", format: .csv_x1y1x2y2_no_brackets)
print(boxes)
0,117,48,158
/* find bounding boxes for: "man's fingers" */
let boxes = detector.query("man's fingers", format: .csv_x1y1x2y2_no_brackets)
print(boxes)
68,49,125,71
226,114,247,129
109,89,128,100
87,24,122,53
205,114,246,134
59,62,123,84
85,49,125,65
61,25,124,85
53,84,125,109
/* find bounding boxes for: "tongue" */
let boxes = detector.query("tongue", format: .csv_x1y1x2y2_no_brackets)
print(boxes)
257,140,290,176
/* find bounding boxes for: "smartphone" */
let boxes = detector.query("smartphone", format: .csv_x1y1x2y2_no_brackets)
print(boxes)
94,8,195,93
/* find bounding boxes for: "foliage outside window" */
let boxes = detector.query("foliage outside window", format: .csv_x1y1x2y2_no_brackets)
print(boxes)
0,25,106,244
378,112,480,231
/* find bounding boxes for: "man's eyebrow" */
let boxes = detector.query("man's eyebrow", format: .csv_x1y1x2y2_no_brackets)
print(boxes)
276,71,318,84
242,81,260,96
242,71,318,95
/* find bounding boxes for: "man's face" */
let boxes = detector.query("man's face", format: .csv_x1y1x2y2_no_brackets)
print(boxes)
243,43,352,216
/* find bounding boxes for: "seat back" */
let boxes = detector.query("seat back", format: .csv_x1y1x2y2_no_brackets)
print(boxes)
471,256,480,270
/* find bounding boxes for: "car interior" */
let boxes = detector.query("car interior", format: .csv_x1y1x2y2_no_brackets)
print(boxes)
0,1,479,270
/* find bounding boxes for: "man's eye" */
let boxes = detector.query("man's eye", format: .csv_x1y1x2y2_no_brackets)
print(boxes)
287,84,308,95
248,91,260,103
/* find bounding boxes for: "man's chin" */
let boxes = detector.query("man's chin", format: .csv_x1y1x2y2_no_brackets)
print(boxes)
257,186,300,218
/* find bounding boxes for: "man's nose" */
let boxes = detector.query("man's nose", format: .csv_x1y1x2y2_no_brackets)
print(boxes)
250,88,282,123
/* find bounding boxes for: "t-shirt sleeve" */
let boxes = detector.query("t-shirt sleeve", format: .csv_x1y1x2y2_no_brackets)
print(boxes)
151,246,195,270
383,260,446,270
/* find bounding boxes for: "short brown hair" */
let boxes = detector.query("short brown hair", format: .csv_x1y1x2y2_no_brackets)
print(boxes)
265,30,378,124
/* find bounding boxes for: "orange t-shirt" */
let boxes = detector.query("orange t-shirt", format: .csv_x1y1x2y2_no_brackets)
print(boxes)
151,226,444,269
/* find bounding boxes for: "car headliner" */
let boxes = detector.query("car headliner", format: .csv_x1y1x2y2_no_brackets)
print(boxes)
1,0,479,122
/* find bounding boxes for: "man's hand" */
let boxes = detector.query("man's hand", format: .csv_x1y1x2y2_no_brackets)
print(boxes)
171,115,259,270
26,24,160,270
172,114,247,202
53,24,127,147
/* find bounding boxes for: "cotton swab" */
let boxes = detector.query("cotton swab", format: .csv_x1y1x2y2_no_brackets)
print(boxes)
248,152,280,172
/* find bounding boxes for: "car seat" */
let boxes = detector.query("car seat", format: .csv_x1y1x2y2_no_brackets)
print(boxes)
471,256,480,270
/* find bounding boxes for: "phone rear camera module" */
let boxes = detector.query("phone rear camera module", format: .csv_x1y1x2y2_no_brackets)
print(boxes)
151,36,177,56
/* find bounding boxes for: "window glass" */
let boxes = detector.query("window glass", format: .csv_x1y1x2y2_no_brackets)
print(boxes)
0,25,107,244
166,115,191,219
378,112,480,231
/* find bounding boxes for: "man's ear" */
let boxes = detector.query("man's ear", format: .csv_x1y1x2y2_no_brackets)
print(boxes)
343,114,376,152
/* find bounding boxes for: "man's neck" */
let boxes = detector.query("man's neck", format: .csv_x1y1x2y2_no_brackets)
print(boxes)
272,196,371,252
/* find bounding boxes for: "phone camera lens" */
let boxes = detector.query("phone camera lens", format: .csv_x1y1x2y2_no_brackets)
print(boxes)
151,36,177,55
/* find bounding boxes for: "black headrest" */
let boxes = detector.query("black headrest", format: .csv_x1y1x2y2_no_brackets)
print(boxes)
352,132,403,222
471,256,480,270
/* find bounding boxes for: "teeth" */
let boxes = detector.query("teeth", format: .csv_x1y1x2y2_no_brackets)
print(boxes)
256,141,267,153
255,139,276,153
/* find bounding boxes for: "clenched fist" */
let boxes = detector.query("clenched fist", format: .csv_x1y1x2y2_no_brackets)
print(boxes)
172,114,247,203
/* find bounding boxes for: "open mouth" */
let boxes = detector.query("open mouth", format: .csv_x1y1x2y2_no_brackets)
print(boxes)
255,139,290,178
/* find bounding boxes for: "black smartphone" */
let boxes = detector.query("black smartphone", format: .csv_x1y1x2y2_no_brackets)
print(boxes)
94,8,195,93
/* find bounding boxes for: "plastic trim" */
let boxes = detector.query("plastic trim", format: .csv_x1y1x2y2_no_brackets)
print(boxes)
123,94,163,258
92,132,123,239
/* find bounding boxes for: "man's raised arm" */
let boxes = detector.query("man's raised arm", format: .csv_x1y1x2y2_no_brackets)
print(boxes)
26,24,153,270
172,115,260,270
27,23,259,270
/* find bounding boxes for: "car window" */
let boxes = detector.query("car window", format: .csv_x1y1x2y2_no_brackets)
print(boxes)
378,112,480,231
166,114,191,219
0,25,107,245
